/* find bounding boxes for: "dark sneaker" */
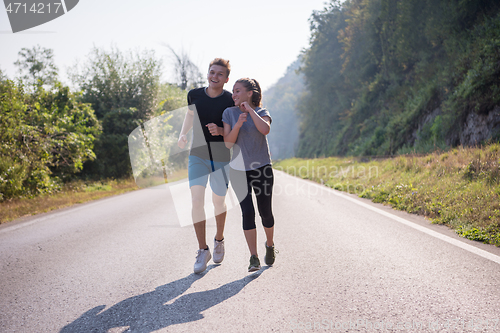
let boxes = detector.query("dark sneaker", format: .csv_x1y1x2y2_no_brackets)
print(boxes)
265,241,277,266
248,255,261,272
194,247,211,274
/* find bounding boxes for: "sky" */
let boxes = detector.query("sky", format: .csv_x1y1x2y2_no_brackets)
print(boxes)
0,0,330,92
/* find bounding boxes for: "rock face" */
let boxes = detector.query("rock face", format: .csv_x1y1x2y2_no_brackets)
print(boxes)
411,108,441,143
459,106,500,146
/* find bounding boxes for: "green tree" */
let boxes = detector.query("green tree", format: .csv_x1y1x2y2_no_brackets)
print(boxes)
0,68,7,82
14,45,58,87
264,58,304,159
70,46,163,178
294,0,500,157
298,0,349,157
0,79,100,201
166,45,204,90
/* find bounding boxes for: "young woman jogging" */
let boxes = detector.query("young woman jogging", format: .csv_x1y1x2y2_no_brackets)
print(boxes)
222,78,277,272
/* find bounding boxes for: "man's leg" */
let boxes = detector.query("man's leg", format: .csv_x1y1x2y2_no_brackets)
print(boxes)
212,192,226,241
211,192,226,264
188,156,214,273
209,161,229,264
191,185,207,250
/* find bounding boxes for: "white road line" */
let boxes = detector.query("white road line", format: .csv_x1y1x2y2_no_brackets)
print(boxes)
278,171,500,265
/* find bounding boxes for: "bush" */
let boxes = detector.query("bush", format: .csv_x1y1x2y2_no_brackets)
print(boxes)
0,79,100,200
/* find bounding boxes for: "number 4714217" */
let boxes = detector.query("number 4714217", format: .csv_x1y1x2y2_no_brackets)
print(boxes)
5,2,62,14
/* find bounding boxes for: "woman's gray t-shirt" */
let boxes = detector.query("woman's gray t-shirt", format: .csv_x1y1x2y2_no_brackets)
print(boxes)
222,106,272,171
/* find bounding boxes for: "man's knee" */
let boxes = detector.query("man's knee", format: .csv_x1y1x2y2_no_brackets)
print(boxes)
191,196,204,209
212,193,226,212
191,185,205,208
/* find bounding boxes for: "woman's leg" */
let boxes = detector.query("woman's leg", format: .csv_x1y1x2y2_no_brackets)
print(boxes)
264,226,274,247
232,167,258,256
240,183,257,256
244,229,258,257
253,165,275,246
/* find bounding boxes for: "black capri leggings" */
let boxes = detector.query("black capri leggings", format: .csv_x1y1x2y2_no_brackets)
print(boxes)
230,164,274,231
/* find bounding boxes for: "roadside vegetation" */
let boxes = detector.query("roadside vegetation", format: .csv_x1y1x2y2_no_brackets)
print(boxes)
1,45,192,223
3,0,500,235
0,178,136,223
274,144,500,246
0,167,188,224
295,0,500,157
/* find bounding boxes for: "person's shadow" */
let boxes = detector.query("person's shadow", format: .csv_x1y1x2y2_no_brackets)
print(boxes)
60,265,269,332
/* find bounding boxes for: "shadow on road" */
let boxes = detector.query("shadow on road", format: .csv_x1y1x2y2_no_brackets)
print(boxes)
60,265,269,332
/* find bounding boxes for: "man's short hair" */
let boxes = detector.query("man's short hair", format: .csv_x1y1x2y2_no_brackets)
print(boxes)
209,58,230,77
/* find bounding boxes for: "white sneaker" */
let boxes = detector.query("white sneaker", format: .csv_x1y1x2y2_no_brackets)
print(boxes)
213,238,225,264
194,247,211,274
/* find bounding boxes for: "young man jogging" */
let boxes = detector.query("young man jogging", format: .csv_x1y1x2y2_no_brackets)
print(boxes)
177,58,234,273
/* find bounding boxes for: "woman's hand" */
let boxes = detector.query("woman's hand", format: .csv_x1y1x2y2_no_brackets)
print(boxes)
235,112,247,128
240,101,254,113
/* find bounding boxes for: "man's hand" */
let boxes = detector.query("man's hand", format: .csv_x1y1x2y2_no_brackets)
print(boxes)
206,123,222,136
178,134,188,148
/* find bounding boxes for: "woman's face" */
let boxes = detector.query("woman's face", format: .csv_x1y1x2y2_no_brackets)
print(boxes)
232,82,252,106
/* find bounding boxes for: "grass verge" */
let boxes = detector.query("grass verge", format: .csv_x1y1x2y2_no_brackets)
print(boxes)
274,144,500,246
0,169,188,224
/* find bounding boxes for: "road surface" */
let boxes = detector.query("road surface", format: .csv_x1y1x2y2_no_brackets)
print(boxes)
1,171,500,332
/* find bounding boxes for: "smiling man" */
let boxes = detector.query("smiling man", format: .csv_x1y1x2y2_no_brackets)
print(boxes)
177,58,234,274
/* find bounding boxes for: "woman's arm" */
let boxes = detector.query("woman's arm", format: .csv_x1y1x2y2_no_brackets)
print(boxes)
240,102,271,135
223,113,247,149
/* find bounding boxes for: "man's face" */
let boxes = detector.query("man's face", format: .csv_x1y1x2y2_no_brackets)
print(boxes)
207,65,229,89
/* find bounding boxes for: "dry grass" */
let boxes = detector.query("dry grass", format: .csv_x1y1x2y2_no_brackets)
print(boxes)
0,178,138,224
0,168,188,224
274,144,500,246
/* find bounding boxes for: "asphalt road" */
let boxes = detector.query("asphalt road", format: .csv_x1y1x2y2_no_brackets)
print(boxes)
1,171,500,333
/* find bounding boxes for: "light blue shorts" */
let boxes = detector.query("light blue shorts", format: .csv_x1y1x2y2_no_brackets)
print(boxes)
188,155,229,196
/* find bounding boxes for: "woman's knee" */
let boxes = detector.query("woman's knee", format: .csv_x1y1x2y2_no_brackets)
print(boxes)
241,204,255,230
242,216,256,230
262,216,274,228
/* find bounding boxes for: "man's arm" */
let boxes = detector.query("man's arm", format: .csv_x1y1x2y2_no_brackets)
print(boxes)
178,108,194,148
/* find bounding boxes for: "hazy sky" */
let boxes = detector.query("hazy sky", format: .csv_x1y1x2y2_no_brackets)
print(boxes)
0,0,330,91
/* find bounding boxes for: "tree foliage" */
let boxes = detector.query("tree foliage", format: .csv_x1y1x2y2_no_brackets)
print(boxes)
264,58,304,160
14,45,58,87
70,47,163,178
166,45,204,90
297,0,500,157
1,45,191,200
0,79,100,201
